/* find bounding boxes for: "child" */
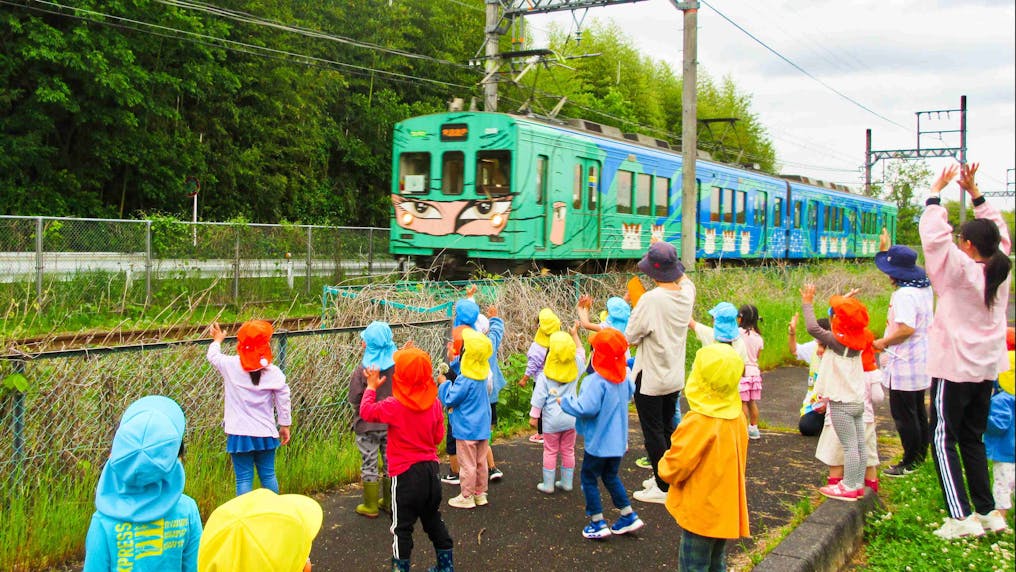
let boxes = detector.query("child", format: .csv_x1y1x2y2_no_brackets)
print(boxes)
360,346,454,572
518,307,562,444
84,396,202,572
438,327,494,509
198,488,321,572
576,294,631,334
560,328,644,539
439,326,467,485
788,313,830,436
801,284,873,501
658,343,749,572
530,324,583,493
476,308,507,482
737,304,765,440
207,321,292,496
983,329,1015,530
816,368,885,494
348,321,396,518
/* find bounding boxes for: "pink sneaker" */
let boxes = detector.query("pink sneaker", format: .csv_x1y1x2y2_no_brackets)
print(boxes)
819,482,862,501
529,434,544,444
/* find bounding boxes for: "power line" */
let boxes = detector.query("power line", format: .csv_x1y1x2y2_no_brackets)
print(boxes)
700,0,910,132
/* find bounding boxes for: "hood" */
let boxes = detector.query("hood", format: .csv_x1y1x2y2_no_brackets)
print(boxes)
392,347,438,411
95,396,186,522
460,328,493,381
604,297,631,333
829,296,874,351
544,331,578,383
685,344,745,419
708,302,741,343
589,328,628,383
453,299,480,329
198,489,323,572
361,321,396,371
237,320,273,372
1000,351,1015,396
534,308,561,347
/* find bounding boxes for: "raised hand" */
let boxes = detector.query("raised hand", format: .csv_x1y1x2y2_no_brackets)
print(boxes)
577,294,593,310
800,284,816,304
789,312,798,335
486,305,498,318
843,288,861,299
957,162,981,198
209,322,226,343
465,284,478,298
930,164,959,194
879,227,891,252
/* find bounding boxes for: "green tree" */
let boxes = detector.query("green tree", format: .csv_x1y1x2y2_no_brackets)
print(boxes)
872,160,932,245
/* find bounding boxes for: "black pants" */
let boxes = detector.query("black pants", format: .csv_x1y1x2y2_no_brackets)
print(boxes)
930,378,994,519
798,411,825,437
392,461,453,561
889,387,930,467
634,374,679,491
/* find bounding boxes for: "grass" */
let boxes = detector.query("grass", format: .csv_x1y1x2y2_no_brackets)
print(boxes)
861,461,1016,571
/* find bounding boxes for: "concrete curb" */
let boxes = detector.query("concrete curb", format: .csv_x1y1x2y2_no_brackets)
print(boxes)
753,490,879,572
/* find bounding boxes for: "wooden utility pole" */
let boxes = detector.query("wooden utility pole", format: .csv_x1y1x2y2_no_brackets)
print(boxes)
676,1,699,270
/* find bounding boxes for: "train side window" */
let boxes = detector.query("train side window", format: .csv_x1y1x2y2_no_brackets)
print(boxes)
654,177,669,216
808,201,818,227
399,152,430,194
722,188,734,223
710,187,722,222
573,164,583,209
587,165,598,210
536,155,547,205
636,173,652,215
736,191,746,224
774,197,783,227
441,151,465,195
755,193,767,226
793,201,803,229
477,150,511,196
617,170,633,214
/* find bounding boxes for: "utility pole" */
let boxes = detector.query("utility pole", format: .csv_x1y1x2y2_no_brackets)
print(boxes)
484,0,500,111
676,1,699,271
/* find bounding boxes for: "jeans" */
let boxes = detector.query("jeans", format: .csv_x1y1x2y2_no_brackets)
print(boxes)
580,454,630,516
679,528,727,572
231,449,279,495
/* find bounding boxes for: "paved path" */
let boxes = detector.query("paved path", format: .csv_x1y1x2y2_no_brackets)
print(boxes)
308,366,871,571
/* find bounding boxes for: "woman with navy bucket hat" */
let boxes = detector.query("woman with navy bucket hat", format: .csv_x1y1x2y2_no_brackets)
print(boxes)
871,230,934,478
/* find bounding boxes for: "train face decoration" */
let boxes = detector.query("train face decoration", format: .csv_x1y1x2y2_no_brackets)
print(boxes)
390,112,897,274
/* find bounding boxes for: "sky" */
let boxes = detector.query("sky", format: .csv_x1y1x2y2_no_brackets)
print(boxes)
523,0,1015,209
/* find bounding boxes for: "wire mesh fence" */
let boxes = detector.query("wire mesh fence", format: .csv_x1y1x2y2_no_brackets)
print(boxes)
0,215,396,308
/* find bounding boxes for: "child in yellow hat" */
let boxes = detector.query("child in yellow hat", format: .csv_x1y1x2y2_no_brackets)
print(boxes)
518,308,562,444
982,329,1015,529
530,323,584,493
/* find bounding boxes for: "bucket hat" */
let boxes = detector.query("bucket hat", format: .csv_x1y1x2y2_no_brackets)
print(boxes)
589,328,629,383
544,331,578,383
874,245,927,283
685,344,746,419
393,347,438,411
637,241,684,283
236,320,273,372
708,302,741,343
534,308,561,348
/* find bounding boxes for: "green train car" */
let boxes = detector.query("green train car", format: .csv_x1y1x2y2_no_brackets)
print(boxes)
389,112,897,275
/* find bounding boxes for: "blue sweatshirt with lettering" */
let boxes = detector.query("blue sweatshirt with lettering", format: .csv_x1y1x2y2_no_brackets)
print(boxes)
84,396,202,572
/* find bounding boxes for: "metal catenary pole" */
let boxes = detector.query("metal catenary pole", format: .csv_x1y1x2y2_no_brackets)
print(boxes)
145,220,152,304
35,216,43,301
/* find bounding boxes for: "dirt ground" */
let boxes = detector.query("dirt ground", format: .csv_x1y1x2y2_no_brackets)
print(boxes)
308,366,857,571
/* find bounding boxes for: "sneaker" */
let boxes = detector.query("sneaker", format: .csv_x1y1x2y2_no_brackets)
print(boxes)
488,467,504,481
529,434,544,444
633,484,668,504
642,476,656,491
933,515,986,539
473,493,489,507
611,512,645,535
635,456,652,469
747,425,761,440
976,510,1009,533
448,494,476,509
818,482,862,501
440,473,460,485
882,464,916,478
582,519,612,540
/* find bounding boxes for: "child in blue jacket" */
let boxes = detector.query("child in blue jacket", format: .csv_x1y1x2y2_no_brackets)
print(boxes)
476,307,507,481
560,328,644,539
438,326,493,509
983,342,1015,530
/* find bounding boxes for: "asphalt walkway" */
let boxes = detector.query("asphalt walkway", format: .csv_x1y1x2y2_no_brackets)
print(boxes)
309,366,868,571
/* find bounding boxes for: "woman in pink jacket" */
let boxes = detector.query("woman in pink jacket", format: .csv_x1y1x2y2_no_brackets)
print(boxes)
920,162,1012,540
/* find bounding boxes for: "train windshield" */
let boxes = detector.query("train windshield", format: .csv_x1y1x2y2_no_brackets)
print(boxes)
477,151,511,197
399,152,430,194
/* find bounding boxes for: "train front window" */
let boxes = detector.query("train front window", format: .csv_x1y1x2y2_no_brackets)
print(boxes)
442,151,464,196
477,151,511,196
399,152,430,194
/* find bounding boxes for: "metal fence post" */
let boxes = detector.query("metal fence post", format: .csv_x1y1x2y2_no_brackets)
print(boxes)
305,226,313,297
368,228,374,275
145,220,152,304
233,226,240,303
12,359,26,479
277,330,288,372
35,216,43,302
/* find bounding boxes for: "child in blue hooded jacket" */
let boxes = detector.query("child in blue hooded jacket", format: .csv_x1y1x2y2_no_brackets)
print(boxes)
475,306,507,481
349,321,397,518
983,341,1015,529
560,328,644,539
438,326,493,509
84,396,202,572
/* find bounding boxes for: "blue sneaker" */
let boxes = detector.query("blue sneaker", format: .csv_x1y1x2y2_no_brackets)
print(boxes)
611,512,645,535
582,519,612,539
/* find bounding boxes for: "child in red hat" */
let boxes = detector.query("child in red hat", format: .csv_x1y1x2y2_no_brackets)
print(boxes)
207,321,292,496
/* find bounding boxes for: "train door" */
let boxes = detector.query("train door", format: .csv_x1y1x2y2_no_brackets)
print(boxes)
571,158,602,252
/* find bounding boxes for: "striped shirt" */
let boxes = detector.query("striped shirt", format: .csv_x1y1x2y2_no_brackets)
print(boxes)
881,286,933,392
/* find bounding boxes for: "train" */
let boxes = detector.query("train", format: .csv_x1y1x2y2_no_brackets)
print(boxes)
388,111,897,276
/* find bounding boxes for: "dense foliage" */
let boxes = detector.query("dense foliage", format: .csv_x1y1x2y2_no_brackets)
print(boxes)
2,1,777,224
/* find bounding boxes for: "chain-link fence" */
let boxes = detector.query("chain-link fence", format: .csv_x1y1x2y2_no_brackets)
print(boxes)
0,216,396,308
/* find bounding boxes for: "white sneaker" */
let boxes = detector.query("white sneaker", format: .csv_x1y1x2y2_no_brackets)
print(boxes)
633,484,668,504
932,515,986,539
473,493,489,507
642,476,656,490
448,494,476,509
747,425,761,440
976,510,1009,533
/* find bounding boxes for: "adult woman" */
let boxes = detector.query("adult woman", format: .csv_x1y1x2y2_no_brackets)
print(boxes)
920,162,1012,539
872,230,934,477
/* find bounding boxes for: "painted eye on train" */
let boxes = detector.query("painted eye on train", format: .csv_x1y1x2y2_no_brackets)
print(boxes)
459,199,511,221
403,201,441,219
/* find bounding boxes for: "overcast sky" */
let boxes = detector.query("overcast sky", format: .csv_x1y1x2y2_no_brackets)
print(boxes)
525,0,1015,209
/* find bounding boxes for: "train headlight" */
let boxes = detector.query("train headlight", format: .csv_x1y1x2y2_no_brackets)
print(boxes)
491,213,504,227
400,212,415,225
